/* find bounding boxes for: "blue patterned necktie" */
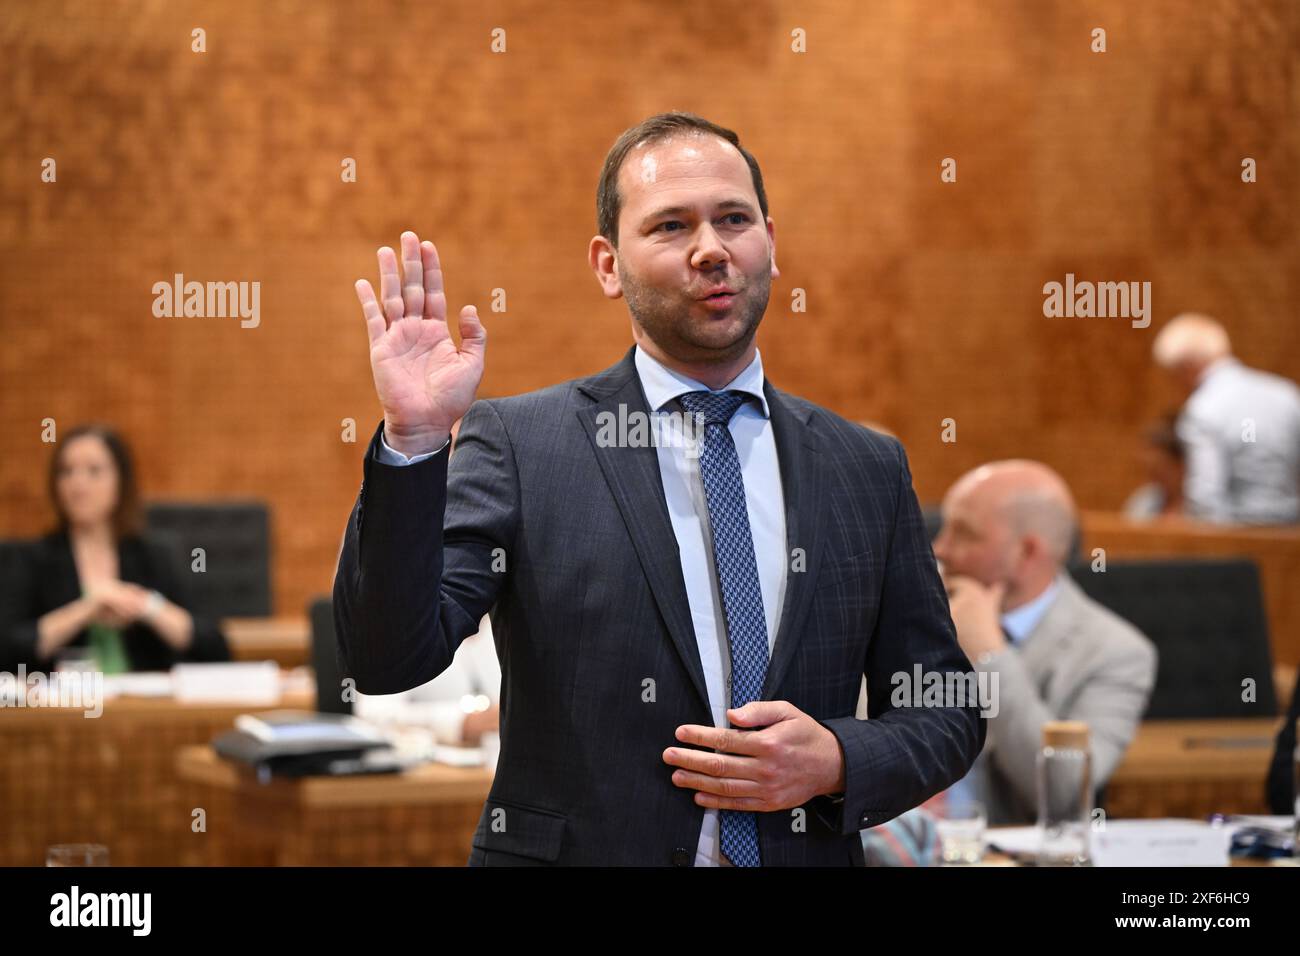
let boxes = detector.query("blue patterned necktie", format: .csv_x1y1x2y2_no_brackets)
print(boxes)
677,389,769,867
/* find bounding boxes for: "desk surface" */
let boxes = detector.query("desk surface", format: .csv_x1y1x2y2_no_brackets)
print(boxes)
1109,718,1279,783
176,744,495,809
173,718,1281,813
221,616,310,668
0,689,314,725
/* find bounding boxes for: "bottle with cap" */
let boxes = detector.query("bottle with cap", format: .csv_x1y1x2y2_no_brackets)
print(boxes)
1036,720,1093,865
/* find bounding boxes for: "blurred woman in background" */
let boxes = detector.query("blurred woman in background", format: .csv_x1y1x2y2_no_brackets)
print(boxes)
0,424,229,673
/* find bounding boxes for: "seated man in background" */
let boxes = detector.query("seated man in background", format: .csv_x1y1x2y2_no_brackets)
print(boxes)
933,460,1157,824
1152,313,1300,525
1265,673,1300,816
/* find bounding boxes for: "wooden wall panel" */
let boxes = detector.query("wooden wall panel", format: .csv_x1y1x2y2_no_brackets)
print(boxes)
2,0,1297,616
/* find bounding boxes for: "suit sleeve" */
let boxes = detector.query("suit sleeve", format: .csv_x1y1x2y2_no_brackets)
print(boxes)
333,401,518,695
0,541,47,672
815,438,987,835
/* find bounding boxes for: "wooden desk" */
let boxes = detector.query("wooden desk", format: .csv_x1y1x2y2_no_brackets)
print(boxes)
221,616,310,669
175,745,493,865
0,688,311,866
1104,718,1281,819
1080,511,1300,666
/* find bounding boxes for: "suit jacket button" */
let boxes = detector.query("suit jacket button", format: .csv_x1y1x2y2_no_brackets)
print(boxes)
671,848,691,867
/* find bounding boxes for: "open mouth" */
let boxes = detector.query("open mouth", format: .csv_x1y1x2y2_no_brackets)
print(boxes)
699,293,737,311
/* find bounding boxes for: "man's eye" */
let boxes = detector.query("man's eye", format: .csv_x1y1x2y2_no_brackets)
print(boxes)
722,213,749,225
655,221,683,232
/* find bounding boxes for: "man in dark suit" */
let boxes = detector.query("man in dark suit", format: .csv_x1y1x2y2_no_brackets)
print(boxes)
1266,678,1299,815
333,111,984,866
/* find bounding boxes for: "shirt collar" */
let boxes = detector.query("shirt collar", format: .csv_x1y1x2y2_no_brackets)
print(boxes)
1000,574,1063,645
633,343,770,418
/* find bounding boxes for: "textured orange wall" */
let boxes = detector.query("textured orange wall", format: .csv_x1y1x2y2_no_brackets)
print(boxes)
2,0,1297,615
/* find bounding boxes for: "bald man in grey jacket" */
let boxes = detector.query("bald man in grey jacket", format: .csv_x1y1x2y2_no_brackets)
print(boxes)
932,461,1157,824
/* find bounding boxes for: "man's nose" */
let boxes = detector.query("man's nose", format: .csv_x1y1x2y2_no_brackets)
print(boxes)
690,223,729,270
932,531,949,561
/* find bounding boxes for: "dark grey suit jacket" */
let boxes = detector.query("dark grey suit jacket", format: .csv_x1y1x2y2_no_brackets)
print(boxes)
333,346,984,865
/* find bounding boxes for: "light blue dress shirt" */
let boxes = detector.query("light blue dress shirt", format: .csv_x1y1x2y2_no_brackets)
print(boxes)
999,575,1062,646
373,345,789,867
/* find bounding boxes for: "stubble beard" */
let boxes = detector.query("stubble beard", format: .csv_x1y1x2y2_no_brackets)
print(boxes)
618,259,771,369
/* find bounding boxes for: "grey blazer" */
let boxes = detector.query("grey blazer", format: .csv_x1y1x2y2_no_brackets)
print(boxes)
333,346,985,865
972,575,1157,824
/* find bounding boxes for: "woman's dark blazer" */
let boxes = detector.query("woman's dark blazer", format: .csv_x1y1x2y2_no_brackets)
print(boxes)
0,530,230,672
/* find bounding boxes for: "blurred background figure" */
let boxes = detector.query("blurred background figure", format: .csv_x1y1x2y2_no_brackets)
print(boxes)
1153,313,1300,525
1265,676,1300,816
932,460,1157,825
858,807,941,866
1123,412,1186,520
0,424,229,673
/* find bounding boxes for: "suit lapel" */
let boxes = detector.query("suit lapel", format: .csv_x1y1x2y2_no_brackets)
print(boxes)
48,531,84,605
761,384,827,699
576,348,711,711
1018,577,1082,699
573,350,830,710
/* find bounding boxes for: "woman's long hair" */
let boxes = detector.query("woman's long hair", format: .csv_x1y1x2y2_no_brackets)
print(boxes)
47,423,144,539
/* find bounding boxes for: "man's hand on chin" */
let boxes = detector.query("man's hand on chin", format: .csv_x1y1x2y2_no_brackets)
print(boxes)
662,700,847,811
943,573,1008,662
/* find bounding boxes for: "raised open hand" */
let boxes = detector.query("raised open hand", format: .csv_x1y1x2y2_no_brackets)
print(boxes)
355,231,486,456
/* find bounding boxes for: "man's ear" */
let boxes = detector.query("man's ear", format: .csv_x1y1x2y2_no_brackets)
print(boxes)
1019,533,1050,572
767,216,779,280
588,235,623,299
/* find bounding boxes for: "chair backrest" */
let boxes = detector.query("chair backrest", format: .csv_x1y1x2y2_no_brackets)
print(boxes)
309,595,352,715
1067,557,1277,719
144,501,271,618
0,538,20,566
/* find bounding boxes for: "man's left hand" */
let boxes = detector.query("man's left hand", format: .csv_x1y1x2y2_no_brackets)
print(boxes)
663,700,846,811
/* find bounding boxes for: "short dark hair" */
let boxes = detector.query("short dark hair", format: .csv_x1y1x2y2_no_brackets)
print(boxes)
596,111,770,248
47,423,144,539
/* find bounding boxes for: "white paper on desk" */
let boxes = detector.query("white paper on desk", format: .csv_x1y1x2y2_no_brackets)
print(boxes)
989,820,1233,866
172,661,280,704
986,826,1041,857
1223,815,1293,831
1090,819,1231,867
431,743,486,767
102,673,175,698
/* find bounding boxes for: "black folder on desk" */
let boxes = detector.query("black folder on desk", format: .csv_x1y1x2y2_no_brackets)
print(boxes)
212,710,400,778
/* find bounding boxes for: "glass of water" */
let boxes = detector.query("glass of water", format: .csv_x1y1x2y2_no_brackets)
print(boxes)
46,844,110,867
937,800,987,864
